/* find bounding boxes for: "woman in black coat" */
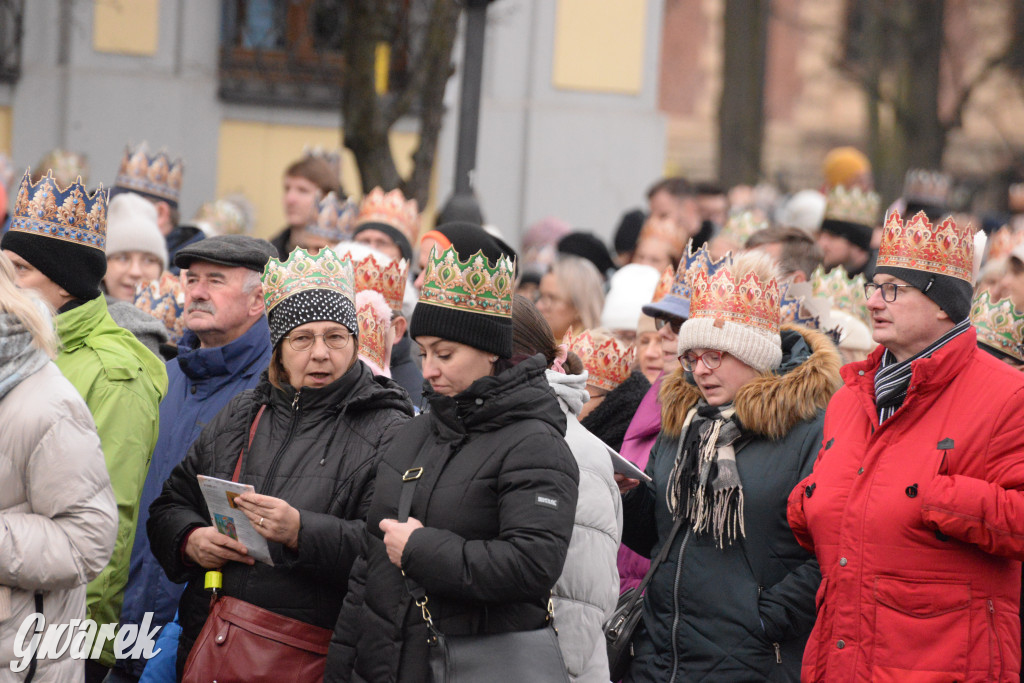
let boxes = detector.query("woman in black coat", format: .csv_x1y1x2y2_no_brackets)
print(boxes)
327,245,580,682
147,248,413,678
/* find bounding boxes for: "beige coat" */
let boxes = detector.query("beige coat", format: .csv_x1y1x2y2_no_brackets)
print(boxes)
0,362,117,682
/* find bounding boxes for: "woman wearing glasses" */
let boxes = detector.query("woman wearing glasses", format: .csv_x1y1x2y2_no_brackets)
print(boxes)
148,248,413,680
618,251,841,682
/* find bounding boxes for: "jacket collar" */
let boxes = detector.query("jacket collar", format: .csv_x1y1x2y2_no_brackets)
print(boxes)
176,317,271,381
55,295,112,352
266,358,414,417
660,324,842,440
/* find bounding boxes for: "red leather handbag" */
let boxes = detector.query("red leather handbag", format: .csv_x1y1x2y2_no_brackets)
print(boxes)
180,406,332,682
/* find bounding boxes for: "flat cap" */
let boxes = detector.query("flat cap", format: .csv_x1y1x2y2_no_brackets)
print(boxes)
174,235,279,272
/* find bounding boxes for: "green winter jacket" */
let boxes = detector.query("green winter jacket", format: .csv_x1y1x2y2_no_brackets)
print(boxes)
54,295,167,667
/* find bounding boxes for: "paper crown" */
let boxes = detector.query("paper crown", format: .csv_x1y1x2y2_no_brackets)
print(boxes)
355,187,419,242
302,145,342,184
564,328,636,393
824,185,881,227
194,197,250,236
113,142,184,205
971,290,1024,363
419,245,514,318
134,272,186,345
651,265,675,302
35,148,89,187
720,211,768,246
661,241,729,303
779,283,820,329
347,250,409,311
637,217,684,255
261,247,355,312
10,170,107,251
356,289,392,374
688,254,781,335
903,168,951,207
810,265,870,328
307,192,359,243
877,211,975,283
986,225,1024,261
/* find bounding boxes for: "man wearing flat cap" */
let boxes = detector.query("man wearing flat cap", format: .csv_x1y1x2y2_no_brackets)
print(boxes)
111,235,278,682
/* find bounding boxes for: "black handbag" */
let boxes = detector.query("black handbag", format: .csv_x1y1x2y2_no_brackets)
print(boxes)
397,463,570,683
604,458,709,680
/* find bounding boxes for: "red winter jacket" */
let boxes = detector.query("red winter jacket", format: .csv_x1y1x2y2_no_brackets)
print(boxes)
788,328,1024,682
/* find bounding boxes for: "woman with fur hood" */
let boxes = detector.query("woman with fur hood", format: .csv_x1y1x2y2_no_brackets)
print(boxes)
619,251,841,681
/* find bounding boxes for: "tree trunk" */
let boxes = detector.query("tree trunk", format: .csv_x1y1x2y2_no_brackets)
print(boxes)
893,1,945,172
718,0,769,187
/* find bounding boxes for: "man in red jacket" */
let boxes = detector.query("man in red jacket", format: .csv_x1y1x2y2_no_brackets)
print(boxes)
788,210,1024,682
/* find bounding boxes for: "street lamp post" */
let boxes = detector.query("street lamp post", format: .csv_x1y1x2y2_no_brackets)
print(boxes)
453,0,493,198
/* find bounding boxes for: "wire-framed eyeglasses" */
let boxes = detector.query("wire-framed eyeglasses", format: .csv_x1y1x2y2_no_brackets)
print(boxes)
285,330,352,351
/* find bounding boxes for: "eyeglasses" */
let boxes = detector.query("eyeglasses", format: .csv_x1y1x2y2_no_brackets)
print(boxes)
655,316,684,334
863,282,917,303
285,330,352,352
679,349,723,372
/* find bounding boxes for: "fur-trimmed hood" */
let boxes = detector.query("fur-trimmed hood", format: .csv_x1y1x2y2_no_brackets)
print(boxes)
660,324,841,440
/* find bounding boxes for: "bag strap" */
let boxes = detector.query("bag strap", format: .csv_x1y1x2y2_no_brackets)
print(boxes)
232,404,267,483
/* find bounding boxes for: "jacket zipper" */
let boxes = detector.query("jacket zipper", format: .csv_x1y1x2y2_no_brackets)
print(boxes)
988,599,1000,680
757,584,782,664
668,529,692,683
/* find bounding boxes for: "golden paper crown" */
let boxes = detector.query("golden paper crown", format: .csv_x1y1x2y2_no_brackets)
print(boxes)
356,290,392,373
307,192,359,242
824,185,881,227
720,211,768,246
113,142,184,205
419,245,514,318
688,259,781,335
986,225,1024,261
651,265,675,302
877,211,974,283
10,170,107,251
810,265,870,328
355,187,419,243
563,328,636,392
971,290,1024,363
903,168,951,207
134,272,187,344
261,247,355,312
347,250,409,311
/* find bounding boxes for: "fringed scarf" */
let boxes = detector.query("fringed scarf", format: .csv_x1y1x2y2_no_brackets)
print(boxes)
666,401,745,548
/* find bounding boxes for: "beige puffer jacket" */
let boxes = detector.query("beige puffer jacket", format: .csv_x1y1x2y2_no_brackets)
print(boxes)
0,362,117,682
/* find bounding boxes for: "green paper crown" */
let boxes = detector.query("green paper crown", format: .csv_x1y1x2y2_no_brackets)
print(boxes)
419,245,514,318
810,264,870,329
824,185,881,227
261,247,355,312
971,290,1024,363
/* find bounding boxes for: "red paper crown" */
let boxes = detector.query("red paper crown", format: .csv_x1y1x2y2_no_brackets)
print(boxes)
356,290,391,373
877,211,974,283
651,265,675,303
345,251,408,312
563,328,635,392
688,263,780,335
355,187,419,243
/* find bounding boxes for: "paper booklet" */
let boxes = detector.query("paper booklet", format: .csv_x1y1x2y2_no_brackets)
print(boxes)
607,445,652,483
197,475,275,566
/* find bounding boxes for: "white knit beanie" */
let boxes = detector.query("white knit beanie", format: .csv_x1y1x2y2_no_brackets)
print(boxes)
677,317,782,373
104,193,168,269
601,263,661,331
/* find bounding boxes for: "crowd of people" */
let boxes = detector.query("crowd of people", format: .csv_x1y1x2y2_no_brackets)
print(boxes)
2,140,1024,683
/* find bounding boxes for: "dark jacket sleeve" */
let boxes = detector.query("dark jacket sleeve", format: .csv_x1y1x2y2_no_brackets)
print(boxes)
283,411,410,582
401,431,580,603
146,416,220,585
326,550,368,683
758,418,824,642
620,434,666,559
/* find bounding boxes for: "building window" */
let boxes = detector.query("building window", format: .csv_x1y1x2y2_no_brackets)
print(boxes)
219,0,412,110
0,0,24,84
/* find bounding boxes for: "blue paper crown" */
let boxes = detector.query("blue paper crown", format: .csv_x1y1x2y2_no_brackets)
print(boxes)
113,142,183,205
779,283,821,329
306,192,359,242
672,241,729,300
9,169,107,251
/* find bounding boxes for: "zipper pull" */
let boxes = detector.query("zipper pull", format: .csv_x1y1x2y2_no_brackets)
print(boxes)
988,599,995,614
292,391,301,411
773,642,781,664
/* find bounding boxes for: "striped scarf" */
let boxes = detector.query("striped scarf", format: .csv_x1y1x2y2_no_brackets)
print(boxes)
874,317,971,423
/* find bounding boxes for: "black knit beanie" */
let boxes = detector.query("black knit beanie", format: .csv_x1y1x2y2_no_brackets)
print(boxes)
820,217,873,252
557,231,616,278
874,265,972,323
352,221,413,261
410,301,512,358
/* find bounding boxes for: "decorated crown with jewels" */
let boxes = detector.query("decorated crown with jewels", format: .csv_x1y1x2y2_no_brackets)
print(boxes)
10,169,107,251
355,187,419,242
810,265,870,327
824,185,881,227
564,328,636,392
637,217,684,255
985,225,1024,261
307,192,359,243
345,250,409,312
113,142,184,205
971,290,1024,363
903,168,951,207
134,272,186,345
302,145,342,185
688,255,780,335
419,245,514,318
720,210,768,246
779,283,820,329
661,241,729,303
356,289,392,373
877,211,975,283
261,247,355,312
651,265,675,303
